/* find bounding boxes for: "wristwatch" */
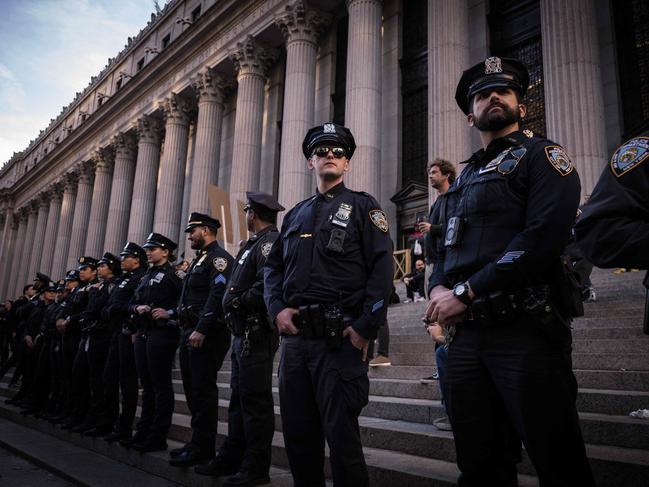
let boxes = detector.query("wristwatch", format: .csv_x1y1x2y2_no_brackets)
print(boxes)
453,282,472,305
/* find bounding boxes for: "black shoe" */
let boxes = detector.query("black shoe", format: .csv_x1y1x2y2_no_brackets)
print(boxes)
132,439,168,453
120,431,147,448
70,423,92,434
195,457,239,477
223,471,271,487
169,443,192,458
104,430,130,443
85,426,112,437
169,449,210,467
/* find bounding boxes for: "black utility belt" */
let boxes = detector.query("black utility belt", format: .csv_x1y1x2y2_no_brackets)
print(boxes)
229,314,270,337
139,319,179,330
292,304,357,350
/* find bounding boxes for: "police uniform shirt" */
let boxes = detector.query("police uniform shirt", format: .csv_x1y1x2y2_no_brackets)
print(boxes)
575,136,649,269
429,130,580,296
58,281,99,331
80,278,117,327
100,267,147,328
223,225,279,314
264,182,394,339
179,240,233,335
129,263,182,312
23,298,48,340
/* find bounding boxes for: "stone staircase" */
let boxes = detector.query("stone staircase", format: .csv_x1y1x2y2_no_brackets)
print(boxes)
1,268,648,486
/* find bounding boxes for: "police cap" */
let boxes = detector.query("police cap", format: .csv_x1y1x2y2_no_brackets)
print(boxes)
142,232,177,251
43,280,58,292
98,252,122,275
184,212,221,233
64,269,80,282
77,256,99,271
120,241,147,262
244,191,285,214
455,56,530,115
55,279,66,292
302,122,356,159
34,272,51,284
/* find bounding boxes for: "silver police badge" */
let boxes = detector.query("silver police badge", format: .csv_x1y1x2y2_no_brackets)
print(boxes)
332,203,352,228
485,56,502,74
213,257,228,272
369,209,389,233
261,242,273,258
544,146,573,176
323,123,336,133
610,137,649,177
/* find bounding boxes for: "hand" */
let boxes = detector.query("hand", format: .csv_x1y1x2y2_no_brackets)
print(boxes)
276,308,299,335
136,305,151,315
188,330,206,348
151,308,170,320
4,301,11,311
343,326,369,361
404,277,412,285
426,324,446,345
56,318,67,333
418,222,432,234
131,334,137,344
24,335,34,349
426,286,467,327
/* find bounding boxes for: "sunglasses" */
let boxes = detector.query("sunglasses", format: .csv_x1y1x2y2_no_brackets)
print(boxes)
313,146,347,158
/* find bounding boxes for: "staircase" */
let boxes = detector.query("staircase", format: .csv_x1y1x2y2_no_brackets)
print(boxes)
1,268,648,486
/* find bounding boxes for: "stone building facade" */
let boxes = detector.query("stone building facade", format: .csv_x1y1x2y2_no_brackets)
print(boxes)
0,0,647,300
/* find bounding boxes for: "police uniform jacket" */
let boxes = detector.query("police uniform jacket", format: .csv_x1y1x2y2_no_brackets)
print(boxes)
179,240,233,335
575,136,649,269
23,298,47,340
223,225,279,315
100,266,146,330
41,301,62,338
57,281,99,333
429,130,580,297
79,278,116,331
264,182,394,339
129,263,182,315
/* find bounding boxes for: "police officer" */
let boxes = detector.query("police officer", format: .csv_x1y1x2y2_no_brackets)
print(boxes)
127,232,182,452
102,242,148,443
197,193,284,485
425,57,595,486
264,123,393,487
169,213,233,467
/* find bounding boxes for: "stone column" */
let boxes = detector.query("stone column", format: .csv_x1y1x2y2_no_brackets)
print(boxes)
217,97,237,191
153,93,190,239
17,203,39,293
104,133,137,253
344,0,382,196
229,35,277,207
128,115,162,244
0,208,17,300
180,122,196,254
85,149,114,257
39,184,63,276
67,162,94,267
27,193,50,280
52,173,77,277
276,1,331,208
260,60,285,196
541,0,607,199
8,211,28,299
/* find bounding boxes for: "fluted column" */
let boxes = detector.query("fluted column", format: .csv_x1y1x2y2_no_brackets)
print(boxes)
104,133,137,253
344,0,382,195
276,1,331,208
229,35,277,207
27,194,50,279
40,184,64,276
8,211,28,299
0,208,17,300
189,69,230,217
128,115,162,244
67,162,94,267
180,123,196,257
153,94,190,239
17,203,39,293
541,0,607,199
52,174,77,277
85,149,114,256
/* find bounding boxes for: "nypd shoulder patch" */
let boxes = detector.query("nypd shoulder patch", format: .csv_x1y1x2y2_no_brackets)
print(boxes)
369,210,389,233
610,137,649,178
213,257,228,272
261,242,273,258
544,145,573,176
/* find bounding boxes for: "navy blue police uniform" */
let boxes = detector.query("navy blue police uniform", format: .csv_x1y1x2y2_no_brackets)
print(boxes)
129,233,182,452
429,57,595,487
207,192,284,485
170,213,233,466
264,123,393,487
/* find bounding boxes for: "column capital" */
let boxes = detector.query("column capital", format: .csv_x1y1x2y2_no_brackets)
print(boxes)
275,0,332,45
60,171,79,192
10,213,20,230
76,161,96,184
193,68,232,104
136,114,163,144
229,35,278,79
27,199,39,215
18,206,29,222
47,181,64,202
160,93,191,126
111,132,137,159
346,0,383,7
91,147,115,174
37,192,50,210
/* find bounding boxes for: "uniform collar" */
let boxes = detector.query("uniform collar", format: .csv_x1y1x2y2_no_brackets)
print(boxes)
201,239,221,254
249,224,277,242
316,181,346,200
463,129,529,166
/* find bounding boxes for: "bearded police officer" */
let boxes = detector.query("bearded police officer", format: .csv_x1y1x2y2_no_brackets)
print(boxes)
169,213,233,467
264,123,393,487
425,57,595,486
198,192,284,486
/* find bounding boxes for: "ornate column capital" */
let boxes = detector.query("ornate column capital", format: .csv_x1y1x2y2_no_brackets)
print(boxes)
10,213,20,230
136,114,163,144
37,192,50,210
91,147,115,174
160,93,191,125
77,161,95,185
275,0,332,45
27,199,39,215
229,35,278,79
193,68,232,104
111,132,137,159
48,182,64,202
60,171,79,192
18,206,29,222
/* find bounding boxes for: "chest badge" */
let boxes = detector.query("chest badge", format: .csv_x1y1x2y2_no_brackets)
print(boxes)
369,209,389,233
214,257,228,272
332,203,353,228
610,137,649,177
261,242,273,258
238,249,250,265
545,146,574,176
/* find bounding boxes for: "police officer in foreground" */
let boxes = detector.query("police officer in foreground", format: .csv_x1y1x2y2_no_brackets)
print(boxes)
197,192,284,486
169,213,233,467
264,123,393,487
425,57,594,486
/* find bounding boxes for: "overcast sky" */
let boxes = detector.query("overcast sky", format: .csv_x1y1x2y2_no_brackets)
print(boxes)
0,0,165,164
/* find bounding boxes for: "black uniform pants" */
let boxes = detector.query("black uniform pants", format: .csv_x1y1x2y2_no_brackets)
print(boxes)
117,332,139,434
278,335,369,487
70,335,90,422
60,333,80,415
28,339,51,407
47,335,63,411
134,327,179,442
16,340,39,400
86,330,112,427
179,326,230,456
100,330,121,430
446,315,595,487
219,329,278,474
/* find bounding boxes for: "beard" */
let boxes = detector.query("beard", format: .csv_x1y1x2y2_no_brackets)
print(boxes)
190,235,205,250
473,102,521,132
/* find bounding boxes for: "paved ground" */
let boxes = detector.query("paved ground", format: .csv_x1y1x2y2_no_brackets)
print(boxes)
0,445,74,486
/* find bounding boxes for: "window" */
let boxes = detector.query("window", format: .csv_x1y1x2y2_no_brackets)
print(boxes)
191,5,201,22
44,148,48,155
116,78,122,91
137,57,145,71
162,34,171,49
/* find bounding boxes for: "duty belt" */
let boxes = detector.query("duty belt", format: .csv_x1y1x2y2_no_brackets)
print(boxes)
291,304,357,338
228,313,268,336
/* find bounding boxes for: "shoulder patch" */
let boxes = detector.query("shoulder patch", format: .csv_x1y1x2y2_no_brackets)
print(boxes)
213,257,228,272
369,209,389,233
544,145,573,176
261,242,273,258
610,137,649,177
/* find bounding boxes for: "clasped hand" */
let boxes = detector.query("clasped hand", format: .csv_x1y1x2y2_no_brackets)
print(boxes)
425,286,467,327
